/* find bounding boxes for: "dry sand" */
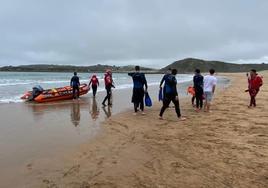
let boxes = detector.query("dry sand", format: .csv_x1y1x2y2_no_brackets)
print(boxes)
22,72,268,188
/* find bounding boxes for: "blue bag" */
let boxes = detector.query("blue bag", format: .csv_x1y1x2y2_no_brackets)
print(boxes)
145,92,152,107
158,88,163,101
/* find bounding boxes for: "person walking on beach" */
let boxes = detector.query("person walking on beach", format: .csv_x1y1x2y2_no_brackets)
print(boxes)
89,74,99,97
193,69,204,111
102,70,115,106
159,69,186,121
128,66,148,115
70,72,80,99
203,69,217,112
246,69,263,108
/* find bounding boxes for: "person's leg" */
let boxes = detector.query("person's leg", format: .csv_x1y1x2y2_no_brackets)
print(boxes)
200,91,203,109
159,96,171,118
102,88,108,105
171,96,181,118
249,90,254,107
134,102,139,113
196,94,200,109
76,86,80,98
107,87,112,105
254,90,259,107
192,96,195,106
196,90,203,110
140,89,145,112
204,92,208,111
72,86,76,99
92,85,97,97
206,92,212,112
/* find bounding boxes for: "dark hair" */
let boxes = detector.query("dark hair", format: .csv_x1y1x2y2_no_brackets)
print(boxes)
195,69,200,74
135,66,140,71
74,72,77,75
209,69,215,75
251,69,257,73
171,69,177,75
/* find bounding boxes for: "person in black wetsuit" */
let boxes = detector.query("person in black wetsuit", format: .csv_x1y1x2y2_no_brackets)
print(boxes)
193,69,204,111
128,66,148,115
159,69,186,121
70,72,80,99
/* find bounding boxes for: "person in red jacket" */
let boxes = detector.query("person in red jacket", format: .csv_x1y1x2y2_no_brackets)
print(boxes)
246,69,263,108
89,74,99,97
102,70,115,106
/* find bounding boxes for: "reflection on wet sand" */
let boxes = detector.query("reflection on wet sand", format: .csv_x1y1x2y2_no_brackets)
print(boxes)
70,101,80,126
102,105,112,118
90,98,100,120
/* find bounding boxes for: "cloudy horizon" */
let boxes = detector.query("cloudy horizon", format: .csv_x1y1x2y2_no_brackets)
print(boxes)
0,0,267,68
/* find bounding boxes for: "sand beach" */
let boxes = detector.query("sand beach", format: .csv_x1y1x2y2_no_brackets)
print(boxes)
5,72,264,188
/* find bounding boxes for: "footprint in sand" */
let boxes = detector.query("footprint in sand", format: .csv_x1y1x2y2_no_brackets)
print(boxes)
63,164,80,177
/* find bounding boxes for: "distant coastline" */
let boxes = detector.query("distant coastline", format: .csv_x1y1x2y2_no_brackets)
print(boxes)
1,58,268,73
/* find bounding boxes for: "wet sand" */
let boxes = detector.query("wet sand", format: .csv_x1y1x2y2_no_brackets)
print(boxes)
10,72,266,188
0,84,167,187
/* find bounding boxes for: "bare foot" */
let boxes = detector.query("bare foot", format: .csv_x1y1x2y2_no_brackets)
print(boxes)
141,112,146,115
159,116,163,120
178,117,186,121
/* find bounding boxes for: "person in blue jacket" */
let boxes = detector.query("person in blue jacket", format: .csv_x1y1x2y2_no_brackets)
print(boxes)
159,69,186,121
193,69,204,111
128,66,148,115
70,72,80,99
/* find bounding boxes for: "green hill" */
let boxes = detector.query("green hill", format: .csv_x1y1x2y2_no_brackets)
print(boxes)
162,58,268,73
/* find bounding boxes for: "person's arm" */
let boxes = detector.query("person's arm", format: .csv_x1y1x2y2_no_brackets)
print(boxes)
258,76,263,87
212,78,217,94
174,77,178,97
193,76,196,88
128,72,134,77
144,74,148,91
70,77,73,86
160,75,165,88
212,85,216,94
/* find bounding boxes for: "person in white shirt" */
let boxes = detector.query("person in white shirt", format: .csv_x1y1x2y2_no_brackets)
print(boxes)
203,69,217,112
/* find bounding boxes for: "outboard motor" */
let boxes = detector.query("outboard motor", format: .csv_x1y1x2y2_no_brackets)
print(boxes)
29,85,44,101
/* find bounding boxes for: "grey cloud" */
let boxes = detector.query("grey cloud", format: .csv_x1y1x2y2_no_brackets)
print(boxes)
0,0,267,67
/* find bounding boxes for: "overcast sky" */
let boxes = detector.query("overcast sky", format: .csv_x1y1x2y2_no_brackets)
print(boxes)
0,0,267,68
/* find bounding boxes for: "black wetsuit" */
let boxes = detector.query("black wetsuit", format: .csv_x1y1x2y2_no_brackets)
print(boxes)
128,72,148,112
70,75,80,99
159,74,181,118
193,74,204,109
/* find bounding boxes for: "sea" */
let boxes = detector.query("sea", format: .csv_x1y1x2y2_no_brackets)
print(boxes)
0,72,194,103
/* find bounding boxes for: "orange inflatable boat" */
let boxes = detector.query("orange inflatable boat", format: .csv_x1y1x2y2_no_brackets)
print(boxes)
21,84,89,103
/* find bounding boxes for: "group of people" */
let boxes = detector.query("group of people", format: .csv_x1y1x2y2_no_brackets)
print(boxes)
70,67,263,121
70,70,115,106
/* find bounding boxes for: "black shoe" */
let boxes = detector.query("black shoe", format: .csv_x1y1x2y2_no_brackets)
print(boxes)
108,103,112,106
102,102,106,106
